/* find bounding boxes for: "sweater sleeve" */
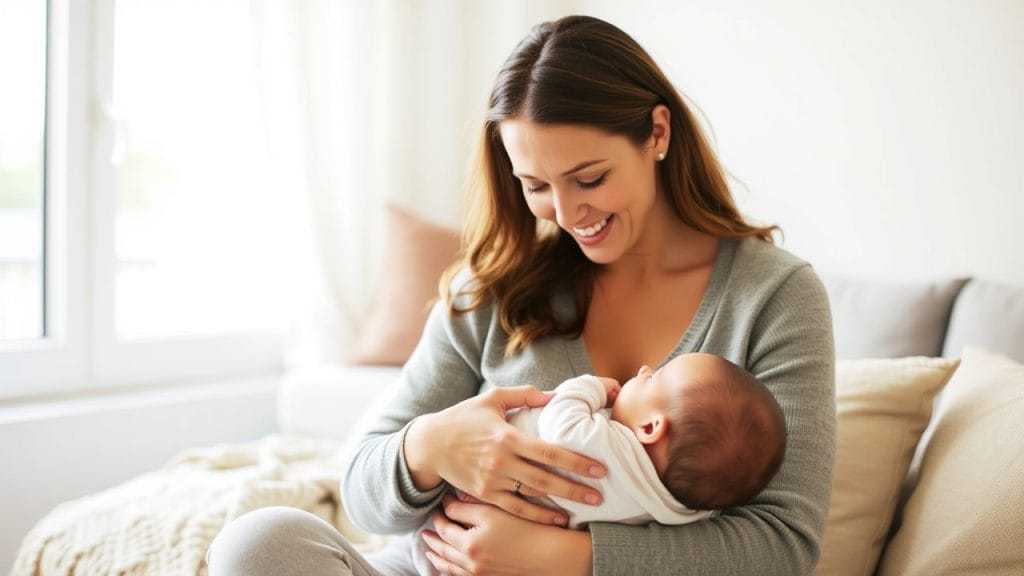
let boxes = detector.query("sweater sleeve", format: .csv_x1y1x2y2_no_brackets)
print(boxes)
588,265,837,575
341,295,487,534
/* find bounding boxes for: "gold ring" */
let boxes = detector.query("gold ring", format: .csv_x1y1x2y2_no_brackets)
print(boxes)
512,479,522,494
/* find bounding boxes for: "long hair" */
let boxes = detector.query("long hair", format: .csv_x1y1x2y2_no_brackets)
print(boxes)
443,15,777,355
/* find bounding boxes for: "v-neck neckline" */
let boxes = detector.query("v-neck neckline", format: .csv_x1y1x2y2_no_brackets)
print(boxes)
563,237,737,375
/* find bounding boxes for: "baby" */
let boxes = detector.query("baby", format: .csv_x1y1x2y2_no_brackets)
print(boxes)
384,353,788,575
506,352,787,526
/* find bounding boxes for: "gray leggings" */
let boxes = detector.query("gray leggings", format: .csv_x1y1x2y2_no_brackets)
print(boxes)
206,507,419,576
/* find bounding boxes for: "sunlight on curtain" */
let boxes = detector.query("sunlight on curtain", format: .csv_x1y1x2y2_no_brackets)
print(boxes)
251,0,582,364
111,0,303,338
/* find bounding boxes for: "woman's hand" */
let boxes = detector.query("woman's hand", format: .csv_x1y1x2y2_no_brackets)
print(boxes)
404,385,606,526
421,493,592,576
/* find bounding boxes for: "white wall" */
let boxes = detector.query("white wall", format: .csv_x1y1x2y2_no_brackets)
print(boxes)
0,379,277,572
575,0,1023,284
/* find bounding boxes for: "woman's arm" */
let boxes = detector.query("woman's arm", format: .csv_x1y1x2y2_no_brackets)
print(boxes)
341,300,481,533
343,296,607,534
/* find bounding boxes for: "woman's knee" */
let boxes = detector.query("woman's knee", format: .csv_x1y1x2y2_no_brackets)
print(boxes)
207,506,339,575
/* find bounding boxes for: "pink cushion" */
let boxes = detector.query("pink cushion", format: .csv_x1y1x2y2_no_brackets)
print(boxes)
346,204,460,366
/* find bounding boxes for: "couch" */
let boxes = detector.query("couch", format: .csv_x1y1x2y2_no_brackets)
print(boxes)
280,262,1024,575
14,204,1023,575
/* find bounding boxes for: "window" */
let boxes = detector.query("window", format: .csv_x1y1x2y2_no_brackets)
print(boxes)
0,0,47,342
1,0,295,400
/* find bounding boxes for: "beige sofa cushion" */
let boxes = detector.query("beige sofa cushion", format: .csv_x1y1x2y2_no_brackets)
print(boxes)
876,347,1024,575
816,356,960,576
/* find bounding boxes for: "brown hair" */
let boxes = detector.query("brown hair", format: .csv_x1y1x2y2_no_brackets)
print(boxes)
443,15,777,355
662,358,787,510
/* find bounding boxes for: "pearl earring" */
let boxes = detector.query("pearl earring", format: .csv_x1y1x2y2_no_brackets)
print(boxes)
657,152,666,161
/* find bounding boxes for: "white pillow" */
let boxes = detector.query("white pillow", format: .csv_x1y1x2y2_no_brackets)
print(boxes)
876,347,1024,575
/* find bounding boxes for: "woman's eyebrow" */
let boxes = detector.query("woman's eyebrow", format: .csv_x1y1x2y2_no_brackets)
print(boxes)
513,159,607,180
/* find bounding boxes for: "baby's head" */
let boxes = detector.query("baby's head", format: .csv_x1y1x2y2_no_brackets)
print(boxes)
611,353,786,510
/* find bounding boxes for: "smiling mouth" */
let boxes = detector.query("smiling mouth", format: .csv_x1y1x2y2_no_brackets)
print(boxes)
573,216,610,238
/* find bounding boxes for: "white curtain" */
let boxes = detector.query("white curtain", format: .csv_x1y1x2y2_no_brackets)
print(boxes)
250,0,582,365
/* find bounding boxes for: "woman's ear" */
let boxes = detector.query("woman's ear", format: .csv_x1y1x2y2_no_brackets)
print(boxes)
636,414,667,445
649,104,671,156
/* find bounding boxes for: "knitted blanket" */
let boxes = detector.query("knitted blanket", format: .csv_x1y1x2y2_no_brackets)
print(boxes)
11,435,391,576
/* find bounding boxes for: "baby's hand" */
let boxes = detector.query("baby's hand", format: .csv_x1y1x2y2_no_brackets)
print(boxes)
598,377,621,407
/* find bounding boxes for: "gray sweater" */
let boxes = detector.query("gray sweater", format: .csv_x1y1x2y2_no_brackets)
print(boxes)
343,237,836,575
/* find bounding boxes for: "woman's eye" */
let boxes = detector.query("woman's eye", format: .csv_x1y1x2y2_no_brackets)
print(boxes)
524,182,548,194
577,172,608,190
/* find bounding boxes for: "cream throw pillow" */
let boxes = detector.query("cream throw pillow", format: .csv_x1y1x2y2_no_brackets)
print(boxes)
816,356,960,576
876,347,1024,575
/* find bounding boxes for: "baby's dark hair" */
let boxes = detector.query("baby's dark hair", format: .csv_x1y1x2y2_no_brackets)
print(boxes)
661,358,787,510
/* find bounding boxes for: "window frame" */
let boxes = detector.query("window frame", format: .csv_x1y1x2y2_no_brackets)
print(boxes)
0,0,284,401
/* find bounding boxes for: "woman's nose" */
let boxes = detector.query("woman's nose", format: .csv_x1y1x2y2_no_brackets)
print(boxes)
551,187,585,229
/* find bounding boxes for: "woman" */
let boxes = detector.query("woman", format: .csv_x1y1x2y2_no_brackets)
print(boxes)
208,15,835,576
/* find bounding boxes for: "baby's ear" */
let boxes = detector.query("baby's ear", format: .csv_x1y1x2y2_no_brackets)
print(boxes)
636,414,667,445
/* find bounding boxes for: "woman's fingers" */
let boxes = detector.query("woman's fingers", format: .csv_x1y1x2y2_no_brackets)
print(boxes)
509,436,605,505
485,385,555,411
517,431,607,481
424,550,472,576
458,479,569,524
421,524,473,576
439,493,492,526
449,489,568,528
485,388,607,508
514,468,601,510
502,490,568,526
423,550,472,576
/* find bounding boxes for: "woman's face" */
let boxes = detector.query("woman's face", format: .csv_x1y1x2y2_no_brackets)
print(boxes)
498,119,664,264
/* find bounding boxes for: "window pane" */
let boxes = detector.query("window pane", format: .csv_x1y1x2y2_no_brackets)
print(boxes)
0,0,46,341
112,0,290,337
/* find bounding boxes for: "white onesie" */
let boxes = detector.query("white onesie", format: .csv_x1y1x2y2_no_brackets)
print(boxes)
504,374,711,528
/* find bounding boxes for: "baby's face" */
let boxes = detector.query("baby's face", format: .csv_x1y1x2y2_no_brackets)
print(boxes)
610,364,660,428
610,353,723,428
